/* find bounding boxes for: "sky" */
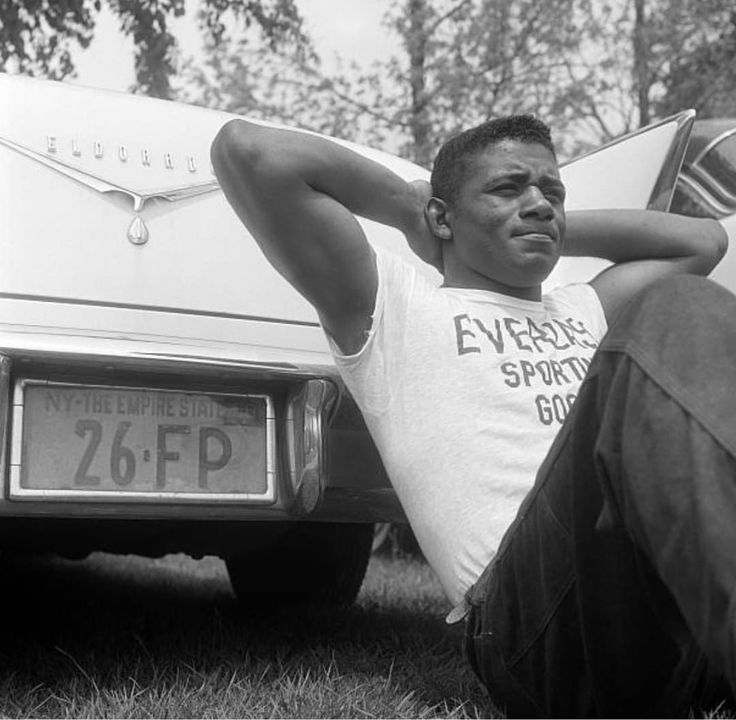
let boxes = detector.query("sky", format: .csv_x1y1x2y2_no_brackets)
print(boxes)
73,0,397,93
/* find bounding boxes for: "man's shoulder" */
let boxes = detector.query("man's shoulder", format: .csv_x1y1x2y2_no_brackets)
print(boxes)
544,282,608,338
373,244,418,276
545,282,598,308
373,244,441,301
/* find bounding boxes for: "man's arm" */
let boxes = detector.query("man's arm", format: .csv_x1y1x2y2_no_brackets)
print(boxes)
210,120,435,354
563,209,728,323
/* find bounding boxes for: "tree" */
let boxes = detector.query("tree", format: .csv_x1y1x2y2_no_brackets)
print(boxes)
658,7,736,118
181,0,736,164
182,0,582,165
176,32,385,146
551,0,736,151
383,0,586,164
0,0,307,98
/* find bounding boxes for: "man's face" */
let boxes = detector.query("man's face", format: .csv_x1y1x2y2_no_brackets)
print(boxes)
442,139,566,299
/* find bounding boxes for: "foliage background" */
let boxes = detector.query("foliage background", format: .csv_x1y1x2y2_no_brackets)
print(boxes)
1,0,735,162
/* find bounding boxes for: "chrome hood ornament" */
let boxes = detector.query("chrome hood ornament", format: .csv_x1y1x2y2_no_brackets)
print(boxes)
0,135,220,246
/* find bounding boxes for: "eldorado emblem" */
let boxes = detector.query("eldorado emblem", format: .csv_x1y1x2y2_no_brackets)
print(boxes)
0,135,221,245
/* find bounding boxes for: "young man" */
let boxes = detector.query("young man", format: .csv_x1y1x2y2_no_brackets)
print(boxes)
211,115,733,717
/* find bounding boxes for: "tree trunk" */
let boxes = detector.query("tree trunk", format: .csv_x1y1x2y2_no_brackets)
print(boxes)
406,0,434,167
633,0,651,127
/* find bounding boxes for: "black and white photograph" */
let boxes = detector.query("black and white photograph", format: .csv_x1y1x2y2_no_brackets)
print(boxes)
1,1,736,717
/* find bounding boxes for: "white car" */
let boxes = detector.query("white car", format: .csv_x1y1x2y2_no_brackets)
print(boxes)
0,73,728,605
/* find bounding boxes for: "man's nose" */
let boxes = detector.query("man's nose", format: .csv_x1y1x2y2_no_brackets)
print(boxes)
521,186,554,219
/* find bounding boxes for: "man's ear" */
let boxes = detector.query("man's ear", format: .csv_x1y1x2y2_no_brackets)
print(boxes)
425,197,453,241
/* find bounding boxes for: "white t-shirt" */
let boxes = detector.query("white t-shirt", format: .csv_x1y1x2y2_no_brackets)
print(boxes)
328,248,608,605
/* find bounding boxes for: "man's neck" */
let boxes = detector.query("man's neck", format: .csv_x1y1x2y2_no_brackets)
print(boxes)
441,270,542,302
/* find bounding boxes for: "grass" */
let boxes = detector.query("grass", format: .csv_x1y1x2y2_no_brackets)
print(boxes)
0,550,493,718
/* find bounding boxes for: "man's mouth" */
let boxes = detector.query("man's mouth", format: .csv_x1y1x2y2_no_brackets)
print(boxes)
515,231,556,243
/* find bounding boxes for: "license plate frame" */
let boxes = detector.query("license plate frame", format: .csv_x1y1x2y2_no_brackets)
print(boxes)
9,379,276,503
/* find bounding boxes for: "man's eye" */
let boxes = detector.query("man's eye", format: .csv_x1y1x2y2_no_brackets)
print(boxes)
493,184,518,195
543,186,566,202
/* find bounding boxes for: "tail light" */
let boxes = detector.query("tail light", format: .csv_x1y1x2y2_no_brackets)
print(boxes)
284,379,338,515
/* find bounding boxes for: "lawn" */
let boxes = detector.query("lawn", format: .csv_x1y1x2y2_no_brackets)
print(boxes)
0,550,493,718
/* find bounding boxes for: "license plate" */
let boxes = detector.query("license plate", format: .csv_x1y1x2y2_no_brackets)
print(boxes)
11,382,275,502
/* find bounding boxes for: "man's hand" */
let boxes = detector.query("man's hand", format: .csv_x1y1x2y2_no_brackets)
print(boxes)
404,180,444,274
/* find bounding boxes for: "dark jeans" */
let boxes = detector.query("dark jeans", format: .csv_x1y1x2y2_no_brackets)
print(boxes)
464,275,736,718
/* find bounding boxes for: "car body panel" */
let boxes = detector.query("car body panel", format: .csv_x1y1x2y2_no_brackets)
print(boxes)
0,74,428,327
545,111,695,289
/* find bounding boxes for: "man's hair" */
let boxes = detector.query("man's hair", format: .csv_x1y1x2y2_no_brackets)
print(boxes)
430,114,556,204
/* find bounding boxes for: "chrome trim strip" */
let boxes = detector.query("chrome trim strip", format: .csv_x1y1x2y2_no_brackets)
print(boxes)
10,378,24,497
0,292,321,328
0,136,220,212
677,174,735,218
691,127,736,167
687,164,736,206
647,111,695,211
0,356,11,493
9,379,277,504
134,352,299,370
0,340,335,379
